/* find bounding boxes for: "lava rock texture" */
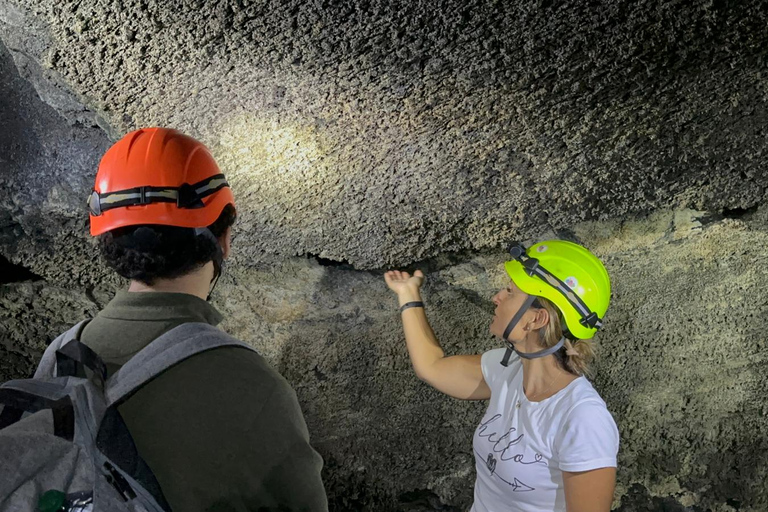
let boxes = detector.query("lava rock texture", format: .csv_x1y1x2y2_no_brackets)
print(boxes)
1,0,767,510
1,0,767,268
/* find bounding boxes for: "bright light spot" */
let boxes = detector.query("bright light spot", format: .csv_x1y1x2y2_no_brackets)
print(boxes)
213,114,340,226
216,116,327,179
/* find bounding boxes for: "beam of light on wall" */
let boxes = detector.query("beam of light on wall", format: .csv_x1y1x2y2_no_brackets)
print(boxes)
213,114,340,229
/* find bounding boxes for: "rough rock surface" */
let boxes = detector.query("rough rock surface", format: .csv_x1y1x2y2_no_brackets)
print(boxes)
2,1,768,511
1,0,767,270
0,280,103,381
0,37,114,289
3,204,767,511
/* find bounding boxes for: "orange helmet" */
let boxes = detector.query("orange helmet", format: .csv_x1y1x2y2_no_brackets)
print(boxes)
88,128,235,236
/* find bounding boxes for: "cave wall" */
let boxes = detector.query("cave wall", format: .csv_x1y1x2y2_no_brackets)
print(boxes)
1,0,766,268
1,0,768,510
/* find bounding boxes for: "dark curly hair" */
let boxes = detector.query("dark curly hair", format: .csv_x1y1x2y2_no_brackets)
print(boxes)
99,205,236,286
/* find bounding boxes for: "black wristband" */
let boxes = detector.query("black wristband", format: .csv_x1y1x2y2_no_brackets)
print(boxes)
399,301,424,314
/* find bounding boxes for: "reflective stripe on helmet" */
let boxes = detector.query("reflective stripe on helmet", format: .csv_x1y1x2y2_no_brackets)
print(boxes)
88,174,230,217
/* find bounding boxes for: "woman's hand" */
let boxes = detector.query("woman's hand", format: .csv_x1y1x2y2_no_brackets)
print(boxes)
384,270,425,301
384,268,490,400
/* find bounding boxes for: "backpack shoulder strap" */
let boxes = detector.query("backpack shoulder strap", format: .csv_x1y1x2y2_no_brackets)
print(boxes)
104,323,254,407
0,378,76,441
34,320,91,379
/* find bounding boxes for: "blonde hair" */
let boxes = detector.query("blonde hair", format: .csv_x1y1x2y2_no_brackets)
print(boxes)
535,297,595,376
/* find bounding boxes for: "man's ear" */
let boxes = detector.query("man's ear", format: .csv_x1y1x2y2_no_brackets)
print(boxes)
219,226,232,260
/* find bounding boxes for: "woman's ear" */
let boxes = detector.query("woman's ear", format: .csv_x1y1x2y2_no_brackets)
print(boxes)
220,226,232,260
532,306,550,330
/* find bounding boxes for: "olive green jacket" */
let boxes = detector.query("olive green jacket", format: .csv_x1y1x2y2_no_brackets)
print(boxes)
80,291,328,512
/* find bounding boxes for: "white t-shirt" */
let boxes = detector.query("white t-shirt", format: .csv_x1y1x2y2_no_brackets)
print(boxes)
471,348,619,512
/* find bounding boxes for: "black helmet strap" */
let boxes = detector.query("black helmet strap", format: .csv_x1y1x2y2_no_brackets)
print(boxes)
502,294,538,342
193,227,225,301
507,242,603,331
88,174,229,216
500,293,570,366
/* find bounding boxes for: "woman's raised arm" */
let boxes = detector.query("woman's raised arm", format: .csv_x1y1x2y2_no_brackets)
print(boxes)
385,270,490,400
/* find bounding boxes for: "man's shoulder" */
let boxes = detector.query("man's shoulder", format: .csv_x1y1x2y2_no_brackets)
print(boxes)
130,322,283,386
177,340,286,387
122,341,298,422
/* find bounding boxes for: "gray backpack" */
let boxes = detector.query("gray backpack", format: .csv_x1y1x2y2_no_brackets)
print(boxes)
0,321,253,512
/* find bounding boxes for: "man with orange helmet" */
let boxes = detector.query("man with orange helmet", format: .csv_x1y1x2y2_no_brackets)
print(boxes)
81,128,328,511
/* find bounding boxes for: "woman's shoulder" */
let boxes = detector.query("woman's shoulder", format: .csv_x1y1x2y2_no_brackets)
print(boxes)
554,376,610,416
551,379,617,441
480,347,522,386
481,347,511,365
551,378,620,465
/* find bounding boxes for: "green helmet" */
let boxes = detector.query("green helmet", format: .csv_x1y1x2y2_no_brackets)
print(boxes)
504,240,611,340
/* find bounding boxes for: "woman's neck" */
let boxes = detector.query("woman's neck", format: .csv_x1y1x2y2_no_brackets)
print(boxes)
520,355,577,402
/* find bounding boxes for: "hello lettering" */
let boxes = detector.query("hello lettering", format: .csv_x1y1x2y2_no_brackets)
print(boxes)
477,414,547,466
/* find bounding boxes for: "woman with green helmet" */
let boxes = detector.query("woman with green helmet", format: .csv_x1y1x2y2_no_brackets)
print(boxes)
385,240,618,512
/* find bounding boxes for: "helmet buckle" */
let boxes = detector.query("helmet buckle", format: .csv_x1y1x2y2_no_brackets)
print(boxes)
580,312,601,329
177,183,205,209
522,257,539,276
137,186,150,205
88,191,102,216
507,242,527,260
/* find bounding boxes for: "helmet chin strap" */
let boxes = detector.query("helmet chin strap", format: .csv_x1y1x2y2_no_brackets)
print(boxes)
512,336,566,360
207,259,225,302
194,228,225,302
500,294,566,366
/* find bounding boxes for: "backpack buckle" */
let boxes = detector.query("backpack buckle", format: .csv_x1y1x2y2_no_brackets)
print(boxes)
103,462,137,501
